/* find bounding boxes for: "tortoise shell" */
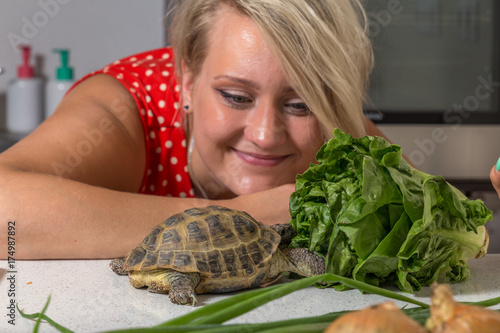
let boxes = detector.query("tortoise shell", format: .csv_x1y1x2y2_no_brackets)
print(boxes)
122,206,281,280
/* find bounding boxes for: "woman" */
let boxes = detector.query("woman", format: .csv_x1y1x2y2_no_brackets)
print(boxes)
490,159,500,197
0,0,379,259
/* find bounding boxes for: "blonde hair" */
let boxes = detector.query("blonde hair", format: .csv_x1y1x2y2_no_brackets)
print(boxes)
167,0,373,139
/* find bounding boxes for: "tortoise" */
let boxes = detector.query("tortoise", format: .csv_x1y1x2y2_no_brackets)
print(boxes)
110,205,325,305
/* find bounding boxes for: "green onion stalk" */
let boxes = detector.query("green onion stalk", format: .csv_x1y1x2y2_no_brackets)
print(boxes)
17,273,500,333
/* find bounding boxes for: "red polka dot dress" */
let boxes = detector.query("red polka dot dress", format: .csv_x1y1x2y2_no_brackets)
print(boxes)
74,47,194,198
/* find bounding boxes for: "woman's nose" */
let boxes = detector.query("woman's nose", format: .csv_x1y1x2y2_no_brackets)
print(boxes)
243,103,287,149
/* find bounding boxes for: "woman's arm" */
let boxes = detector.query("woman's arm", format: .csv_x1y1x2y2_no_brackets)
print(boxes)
0,75,293,259
490,163,500,199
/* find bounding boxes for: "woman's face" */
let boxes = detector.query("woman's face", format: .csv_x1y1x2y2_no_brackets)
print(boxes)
183,6,325,198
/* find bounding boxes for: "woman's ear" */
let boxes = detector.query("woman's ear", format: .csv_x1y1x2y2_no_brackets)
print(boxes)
181,60,195,113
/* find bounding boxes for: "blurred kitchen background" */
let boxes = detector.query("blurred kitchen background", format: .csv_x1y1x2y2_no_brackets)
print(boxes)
0,0,499,252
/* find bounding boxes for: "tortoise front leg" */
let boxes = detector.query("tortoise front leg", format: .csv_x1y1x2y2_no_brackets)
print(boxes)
109,258,128,275
166,271,201,306
129,269,201,305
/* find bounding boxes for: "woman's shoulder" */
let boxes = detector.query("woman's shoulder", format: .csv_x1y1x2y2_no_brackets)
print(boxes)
103,47,175,72
74,47,176,88
96,47,176,84
72,47,180,123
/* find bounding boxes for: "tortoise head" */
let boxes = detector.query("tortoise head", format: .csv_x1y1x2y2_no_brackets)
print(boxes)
281,247,326,277
270,224,297,248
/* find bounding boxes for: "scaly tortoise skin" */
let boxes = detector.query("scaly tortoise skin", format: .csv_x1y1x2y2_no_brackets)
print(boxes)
110,205,324,305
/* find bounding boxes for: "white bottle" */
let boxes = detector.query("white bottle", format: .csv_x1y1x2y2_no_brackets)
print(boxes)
6,45,44,135
45,49,74,118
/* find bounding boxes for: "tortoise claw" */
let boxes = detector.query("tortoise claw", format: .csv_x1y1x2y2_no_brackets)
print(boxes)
190,293,198,306
169,289,198,306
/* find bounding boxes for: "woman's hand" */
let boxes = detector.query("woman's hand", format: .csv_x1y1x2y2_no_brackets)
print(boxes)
221,184,296,225
490,160,500,198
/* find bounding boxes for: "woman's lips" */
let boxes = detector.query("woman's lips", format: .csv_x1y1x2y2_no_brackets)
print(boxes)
233,149,289,167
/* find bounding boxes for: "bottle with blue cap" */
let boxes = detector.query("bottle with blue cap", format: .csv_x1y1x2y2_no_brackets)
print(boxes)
45,48,74,118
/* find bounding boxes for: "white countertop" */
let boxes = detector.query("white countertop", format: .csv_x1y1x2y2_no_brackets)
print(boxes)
1,255,500,333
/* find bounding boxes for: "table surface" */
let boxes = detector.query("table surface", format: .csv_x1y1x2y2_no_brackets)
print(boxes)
1,255,500,333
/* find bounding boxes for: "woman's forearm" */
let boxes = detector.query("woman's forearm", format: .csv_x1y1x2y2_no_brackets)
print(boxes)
0,166,295,260
0,166,212,260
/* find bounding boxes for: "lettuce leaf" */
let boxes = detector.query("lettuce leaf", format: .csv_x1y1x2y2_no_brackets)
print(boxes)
289,129,492,292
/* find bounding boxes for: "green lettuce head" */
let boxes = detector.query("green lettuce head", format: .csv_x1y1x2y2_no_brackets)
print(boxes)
289,129,492,292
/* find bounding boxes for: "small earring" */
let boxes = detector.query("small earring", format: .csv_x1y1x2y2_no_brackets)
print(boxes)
183,105,189,111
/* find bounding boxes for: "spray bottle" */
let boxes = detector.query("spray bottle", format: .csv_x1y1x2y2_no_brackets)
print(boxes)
6,45,44,134
45,49,74,118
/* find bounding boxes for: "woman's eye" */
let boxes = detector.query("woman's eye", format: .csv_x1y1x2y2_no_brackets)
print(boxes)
216,89,253,109
284,101,310,116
